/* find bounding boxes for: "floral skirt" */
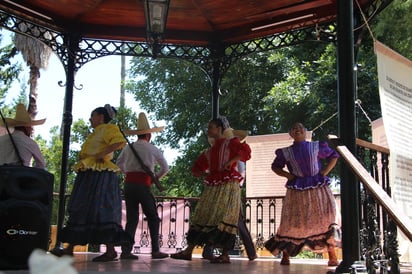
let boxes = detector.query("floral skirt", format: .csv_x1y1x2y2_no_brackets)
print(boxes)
60,170,131,246
264,184,341,257
187,180,241,250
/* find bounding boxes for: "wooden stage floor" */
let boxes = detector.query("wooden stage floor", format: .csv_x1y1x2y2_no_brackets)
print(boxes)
2,251,412,274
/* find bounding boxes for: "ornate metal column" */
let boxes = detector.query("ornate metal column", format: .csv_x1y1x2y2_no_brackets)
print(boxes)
52,33,81,252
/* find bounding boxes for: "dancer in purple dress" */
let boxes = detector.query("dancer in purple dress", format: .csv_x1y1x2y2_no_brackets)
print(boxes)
264,122,341,266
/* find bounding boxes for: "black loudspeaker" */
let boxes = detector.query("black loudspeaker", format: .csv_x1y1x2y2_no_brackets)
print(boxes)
0,165,54,270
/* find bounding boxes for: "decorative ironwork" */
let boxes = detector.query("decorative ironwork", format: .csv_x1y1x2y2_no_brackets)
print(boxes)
360,187,383,274
268,198,276,236
0,9,336,79
167,231,177,248
0,0,391,86
133,246,141,254
57,80,83,90
384,219,400,274
245,199,251,228
167,200,177,248
156,201,164,248
254,199,265,250
180,199,192,250
356,139,399,273
140,231,150,247
231,235,243,255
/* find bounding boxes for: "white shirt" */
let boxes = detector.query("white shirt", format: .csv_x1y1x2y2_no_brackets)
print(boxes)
0,130,46,168
237,161,246,186
117,139,169,179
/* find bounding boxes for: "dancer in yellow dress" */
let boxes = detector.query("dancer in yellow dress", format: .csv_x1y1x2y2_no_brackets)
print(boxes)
58,104,131,262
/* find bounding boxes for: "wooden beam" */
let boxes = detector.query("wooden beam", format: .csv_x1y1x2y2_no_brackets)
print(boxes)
330,135,412,241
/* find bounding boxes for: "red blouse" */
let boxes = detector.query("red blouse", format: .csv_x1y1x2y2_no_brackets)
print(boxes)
192,137,251,186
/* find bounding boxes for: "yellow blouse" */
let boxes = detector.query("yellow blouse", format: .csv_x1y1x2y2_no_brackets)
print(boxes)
73,123,126,173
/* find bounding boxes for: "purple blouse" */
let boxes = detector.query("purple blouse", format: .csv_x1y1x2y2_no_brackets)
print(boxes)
271,140,339,190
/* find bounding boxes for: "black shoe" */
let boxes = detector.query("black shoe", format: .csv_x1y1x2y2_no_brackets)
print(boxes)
120,253,139,260
50,248,73,257
92,252,118,262
248,254,258,261
170,251,192,261
202,244,214,259
152,251,169,259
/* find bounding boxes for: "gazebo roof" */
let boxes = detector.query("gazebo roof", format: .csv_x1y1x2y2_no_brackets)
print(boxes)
0,0,377,46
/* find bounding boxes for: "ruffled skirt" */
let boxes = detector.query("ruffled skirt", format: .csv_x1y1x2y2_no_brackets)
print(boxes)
186,180,241,250
285,173,330,190
264,184,341,256
60,170,131,245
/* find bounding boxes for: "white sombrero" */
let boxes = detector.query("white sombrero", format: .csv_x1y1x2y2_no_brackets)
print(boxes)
209,128,248,145
124,112,164,135
224,128,248,143
0,103,46,127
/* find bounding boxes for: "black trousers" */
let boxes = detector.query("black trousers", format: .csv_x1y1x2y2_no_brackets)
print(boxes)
238,209,257,259
121,183,160,254
202,210,257,259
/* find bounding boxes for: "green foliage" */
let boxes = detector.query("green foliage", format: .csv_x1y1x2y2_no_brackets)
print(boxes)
162,141,208,197
0,30,21,103
220,52,285,135
35,126,66,224
122,42,350,194
114,106,139,131
70,118,90,145
295,250,323,259
372,0,412,60
37,126,63,191
125,57,211,150
124,23,400,193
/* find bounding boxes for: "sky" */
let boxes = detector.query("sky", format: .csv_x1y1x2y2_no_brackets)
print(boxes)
3,30,141,134
8,54,141,137
2,30,178,163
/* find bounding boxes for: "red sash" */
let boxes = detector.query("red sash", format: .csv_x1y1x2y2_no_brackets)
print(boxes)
125,172,152,186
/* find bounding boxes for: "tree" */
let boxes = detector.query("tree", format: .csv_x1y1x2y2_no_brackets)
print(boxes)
220,51,286,135
0,31,21,104
125,57,211,151
124,31,390,196
125,52,285,196
0,30,22,137
13,32,52,121
125,47,340,196
372,0,412,60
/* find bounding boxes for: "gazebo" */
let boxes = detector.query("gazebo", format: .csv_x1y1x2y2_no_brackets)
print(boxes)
0,1,394,272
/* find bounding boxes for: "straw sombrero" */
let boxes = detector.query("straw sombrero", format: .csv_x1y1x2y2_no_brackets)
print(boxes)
208,128,248,145
224,128,248,143
0,103,46,127
124,112,164,135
